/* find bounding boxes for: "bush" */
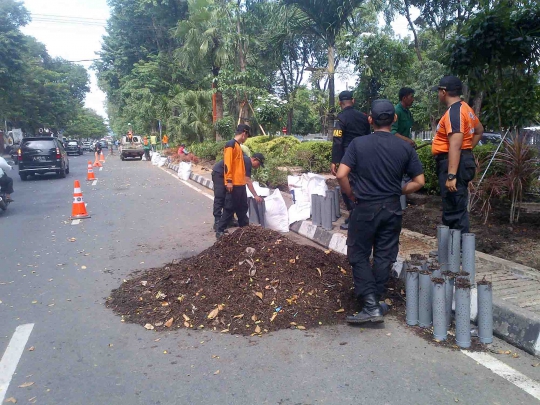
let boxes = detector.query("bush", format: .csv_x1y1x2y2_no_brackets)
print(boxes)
244,135,272,153
190,140,227,161
252,160,288,190
295,141,332,173
416,143,439,194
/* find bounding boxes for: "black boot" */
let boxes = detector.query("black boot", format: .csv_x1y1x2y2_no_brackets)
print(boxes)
346,293,384,324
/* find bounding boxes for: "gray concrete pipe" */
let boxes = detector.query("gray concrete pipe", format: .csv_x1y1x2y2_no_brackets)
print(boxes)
406,270,419,326
432,278,447,341
455,280,472,348
437,225,449,272
462,233,476,285
418,271,433,328
477,280,493,344
448,229,461,273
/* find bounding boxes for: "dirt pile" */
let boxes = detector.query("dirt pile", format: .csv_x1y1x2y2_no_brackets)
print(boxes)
107,227,358,335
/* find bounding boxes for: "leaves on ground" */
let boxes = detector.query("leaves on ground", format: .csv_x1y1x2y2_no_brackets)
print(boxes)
17,382,34,388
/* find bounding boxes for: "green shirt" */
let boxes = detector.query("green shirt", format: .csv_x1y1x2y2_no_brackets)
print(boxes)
391,103,413,139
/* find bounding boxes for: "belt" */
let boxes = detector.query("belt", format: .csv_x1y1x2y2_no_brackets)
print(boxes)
435,149,472,162
354,196,401,206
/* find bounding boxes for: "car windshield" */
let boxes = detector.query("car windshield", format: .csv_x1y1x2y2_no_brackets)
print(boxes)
22,140,55,150
68,142,78,146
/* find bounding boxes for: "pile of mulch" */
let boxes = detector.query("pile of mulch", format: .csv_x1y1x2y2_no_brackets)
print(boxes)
106,227,360,335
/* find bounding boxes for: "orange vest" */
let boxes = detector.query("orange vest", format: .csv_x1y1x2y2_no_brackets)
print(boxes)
432,101,480,155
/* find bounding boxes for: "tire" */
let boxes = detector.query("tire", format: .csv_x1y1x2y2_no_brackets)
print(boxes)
138,156,143,160
121,155,125,161
65,164,70,174
20,173,28,181
58,166,66,178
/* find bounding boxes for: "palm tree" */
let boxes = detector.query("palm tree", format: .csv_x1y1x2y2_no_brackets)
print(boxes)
176,0,234,140
172,90,213,143
282,0,365,113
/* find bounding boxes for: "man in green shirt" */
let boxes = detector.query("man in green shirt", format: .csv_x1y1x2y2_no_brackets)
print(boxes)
391,87,416,146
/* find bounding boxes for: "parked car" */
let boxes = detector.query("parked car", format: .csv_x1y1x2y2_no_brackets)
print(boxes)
65,140,83,155
99,140,108,149
82,141,92,151
478,132,502,146
18,137,69,180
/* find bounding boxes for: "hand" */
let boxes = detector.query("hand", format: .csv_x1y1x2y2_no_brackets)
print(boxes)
348,194,357,204
254,195,263,203
226,183,233,193
445,178,457,192
331,163,337,176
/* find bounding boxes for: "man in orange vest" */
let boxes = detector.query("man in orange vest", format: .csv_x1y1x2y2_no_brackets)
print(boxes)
143,136,151,160
162,134,169,149
431,76,484,233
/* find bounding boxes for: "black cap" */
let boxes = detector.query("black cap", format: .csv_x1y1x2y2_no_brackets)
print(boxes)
236,124,251,134
370,99,395,120
252,152,265,168
339,91,354,101
431,75,463,92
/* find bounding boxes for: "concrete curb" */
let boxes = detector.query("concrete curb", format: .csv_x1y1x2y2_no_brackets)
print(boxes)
164,162,540,357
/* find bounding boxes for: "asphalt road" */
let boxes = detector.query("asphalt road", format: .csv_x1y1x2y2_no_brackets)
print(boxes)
0,152,539,405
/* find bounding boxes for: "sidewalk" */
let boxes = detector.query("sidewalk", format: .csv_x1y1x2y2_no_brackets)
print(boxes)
165,162,540,357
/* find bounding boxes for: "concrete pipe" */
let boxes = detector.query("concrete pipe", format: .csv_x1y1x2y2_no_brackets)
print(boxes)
443,272,456,328
418,271,433,328
448,229,461,274
334,186,341,218
432,278,447,341
326,190,338,222
462,233,476,285
321,195,333,230
257,200,266,228
437,225,449,272
248,197,259,225
455,279,472,349
312,195,322,226
477,280,493,344
406,270,419,326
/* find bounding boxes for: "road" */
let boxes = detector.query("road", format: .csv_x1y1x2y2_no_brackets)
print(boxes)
0,153,539,405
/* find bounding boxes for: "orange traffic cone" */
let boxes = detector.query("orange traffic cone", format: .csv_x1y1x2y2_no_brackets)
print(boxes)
93,153,102,167
99,151,105,163
86,161,96,181
71,180,90,219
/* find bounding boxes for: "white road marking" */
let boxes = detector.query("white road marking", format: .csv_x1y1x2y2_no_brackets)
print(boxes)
71,219,81,225
92,180,97,186
159,167,214,201
99,167,103,171
0,324,35,403
462,350,540,400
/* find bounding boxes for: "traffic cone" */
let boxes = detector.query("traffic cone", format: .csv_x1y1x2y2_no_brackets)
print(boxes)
71,180,90,219
99,151,105,163
86,161,96,181
93,154,102,167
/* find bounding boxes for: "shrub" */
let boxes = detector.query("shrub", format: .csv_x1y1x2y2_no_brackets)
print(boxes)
415,143,439,194
189,140,227,161
295,141,332,173
252,160,288,190
244,135,272,153
215,117,235,140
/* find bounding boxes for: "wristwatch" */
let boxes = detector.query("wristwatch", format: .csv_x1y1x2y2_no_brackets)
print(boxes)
447,173,456,181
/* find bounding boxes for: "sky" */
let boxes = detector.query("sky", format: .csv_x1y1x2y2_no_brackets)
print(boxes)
20,0,110,118
19,1,416,120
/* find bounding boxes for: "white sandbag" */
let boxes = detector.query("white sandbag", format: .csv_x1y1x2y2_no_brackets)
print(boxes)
151,152,161,165
264,189,289,233
287,174,311,224
306,173,328,197
141,153,147,161
178,161,192,181
158,157,168,167
246,181,271,198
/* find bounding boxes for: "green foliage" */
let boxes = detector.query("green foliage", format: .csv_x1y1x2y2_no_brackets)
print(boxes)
63,108,108,139
190,140,227,160
415,142,439,194
214,117,235,140
295,141,332,173
244,135,272,153
251,160,288,190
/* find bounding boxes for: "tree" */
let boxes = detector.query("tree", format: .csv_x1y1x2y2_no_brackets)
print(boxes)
64,108,109,140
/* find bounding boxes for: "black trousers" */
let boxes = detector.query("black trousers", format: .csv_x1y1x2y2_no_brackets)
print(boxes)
212,172,226,223
436,150,476,233
0,174,14,194
217,185,249,233
347,199,402,299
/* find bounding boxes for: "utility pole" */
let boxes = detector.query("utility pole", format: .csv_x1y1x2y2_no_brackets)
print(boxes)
158,120,162,152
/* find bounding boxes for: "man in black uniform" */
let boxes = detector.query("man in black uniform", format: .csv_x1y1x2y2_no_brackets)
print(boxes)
331,90,371,230
337,99,425,324
211,153,265,231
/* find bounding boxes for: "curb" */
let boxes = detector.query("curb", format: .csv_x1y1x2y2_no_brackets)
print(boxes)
164,162,540,357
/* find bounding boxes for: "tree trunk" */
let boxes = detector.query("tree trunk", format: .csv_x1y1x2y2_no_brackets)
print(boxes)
327,44,336,141
236,12,250,125
404,0,423,62
212,66,224,141
473,90,484,117
287,108,293,135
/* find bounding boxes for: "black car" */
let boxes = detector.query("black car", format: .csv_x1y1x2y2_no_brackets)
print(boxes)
478,132,503,145
18,137,70,180
65,140,83,155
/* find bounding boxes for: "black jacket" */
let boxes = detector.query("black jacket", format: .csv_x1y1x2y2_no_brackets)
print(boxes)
331,106,371,164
